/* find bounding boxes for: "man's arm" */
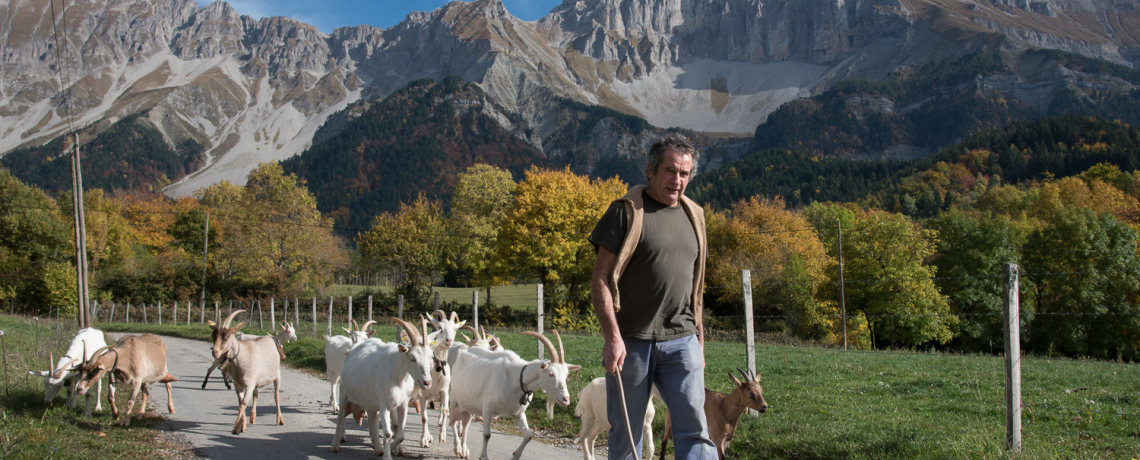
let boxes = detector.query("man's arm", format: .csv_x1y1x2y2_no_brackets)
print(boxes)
591,246,625,375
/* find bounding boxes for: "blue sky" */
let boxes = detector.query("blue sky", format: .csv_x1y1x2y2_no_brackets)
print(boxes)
194,0,565,33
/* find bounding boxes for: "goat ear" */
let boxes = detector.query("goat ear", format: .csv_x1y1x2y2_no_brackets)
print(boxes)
368,330,375,337
457,320,466,327
398,343,409,353
233,321,247,331
540,361,550,370
567,364,581,372
342,327,351,334
207,320,217,327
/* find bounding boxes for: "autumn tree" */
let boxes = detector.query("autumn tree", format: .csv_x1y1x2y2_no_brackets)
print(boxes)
928,208,1032,352
1022,207,1140,359
358,195,448,306
446,164,516,299
706,196,833,340
0,171,72,312
840,210,956,347
495,167,626,325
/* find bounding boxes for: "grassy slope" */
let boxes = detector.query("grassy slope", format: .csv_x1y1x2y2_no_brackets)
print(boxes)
0,315,195,459
94,316,1139,459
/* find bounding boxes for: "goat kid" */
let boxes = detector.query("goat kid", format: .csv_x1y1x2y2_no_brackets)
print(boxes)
331,318,433,460
30,327,106,417
576,377,656,460
211,310,285,434
203,320,298,389
324,320,377,413
74,334,177,426
659,367,768,460
449,330,580,460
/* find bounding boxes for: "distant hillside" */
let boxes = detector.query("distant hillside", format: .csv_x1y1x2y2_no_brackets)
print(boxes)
0,112,205,194
691,114,1140,211
279,76,549,235
751,50,1140,160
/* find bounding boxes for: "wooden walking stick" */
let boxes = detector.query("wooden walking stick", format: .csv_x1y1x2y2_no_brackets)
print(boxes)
613,367,640,460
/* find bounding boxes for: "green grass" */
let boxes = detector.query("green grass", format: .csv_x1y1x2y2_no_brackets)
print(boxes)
325,283,543,309
0,315,194,459
95,317,1140,459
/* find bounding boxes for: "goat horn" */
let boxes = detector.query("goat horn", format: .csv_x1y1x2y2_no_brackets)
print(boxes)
222,309,245,329
86,345,115,365
450,311,459,323
460,325,481,341
360,320,377,332
430,310,445,321
421,315,429,346
391,318,420,346
522,331,558,363
736,367,753,383
350,320,359,332
54,357,80,379
552,330,565,364
49,351,54,371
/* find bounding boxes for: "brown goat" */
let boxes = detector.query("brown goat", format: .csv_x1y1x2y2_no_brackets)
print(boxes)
659,368,768,460
74,334,177,426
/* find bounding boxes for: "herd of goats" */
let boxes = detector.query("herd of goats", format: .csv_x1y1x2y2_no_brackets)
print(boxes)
28,310,769,460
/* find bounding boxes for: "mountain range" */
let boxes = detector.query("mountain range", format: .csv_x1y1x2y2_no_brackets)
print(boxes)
1,0,1139,198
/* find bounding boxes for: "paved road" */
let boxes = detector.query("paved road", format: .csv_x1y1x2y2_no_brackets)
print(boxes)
110,333,584,460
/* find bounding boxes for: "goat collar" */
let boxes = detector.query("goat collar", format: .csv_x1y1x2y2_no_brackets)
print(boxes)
518,363,534,405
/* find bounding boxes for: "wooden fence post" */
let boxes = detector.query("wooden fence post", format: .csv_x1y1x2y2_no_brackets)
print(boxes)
348,296,353,325
327,296,334,337
1004,262,1022,452
742,270,758,417
312,297,317,336
434,291,440,311
398,295,404,321
271,298,276,332
537,284,544,360
472,290,479,333
368,295,373,322
158,301,162,325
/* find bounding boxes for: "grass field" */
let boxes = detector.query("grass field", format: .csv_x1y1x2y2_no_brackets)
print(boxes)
90,313,1140,459
0,315,194,459
325,283,544,309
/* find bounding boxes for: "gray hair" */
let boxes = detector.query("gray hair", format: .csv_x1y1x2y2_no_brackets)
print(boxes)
646,134,698,181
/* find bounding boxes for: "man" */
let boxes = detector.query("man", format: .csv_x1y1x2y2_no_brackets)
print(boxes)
589,135,717,460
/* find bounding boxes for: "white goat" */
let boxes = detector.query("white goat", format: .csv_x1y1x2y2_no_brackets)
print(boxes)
324,320,377,413
449,330,580,460
209,310,285,434
331,317,434,460
74,334,177,426
203,320,298,389
29,327,106,417
576,377,657,460
408,310,465,447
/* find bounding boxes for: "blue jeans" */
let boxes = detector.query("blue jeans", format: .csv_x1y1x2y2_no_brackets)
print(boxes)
606,334,717,460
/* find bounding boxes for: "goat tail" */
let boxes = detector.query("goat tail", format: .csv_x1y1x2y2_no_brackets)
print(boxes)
160,372,178,383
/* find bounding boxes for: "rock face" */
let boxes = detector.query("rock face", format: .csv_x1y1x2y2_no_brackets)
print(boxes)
1,0,1138,194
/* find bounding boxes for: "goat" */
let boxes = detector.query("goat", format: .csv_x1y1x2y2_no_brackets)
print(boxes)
331,317,434,460
29,327,106,417
410,310,465,446
576,377,657,460
203,320,298,389
74,334,177,426
210,310,285,434
324,320,377,413
658,368,768,460
449,330,580,460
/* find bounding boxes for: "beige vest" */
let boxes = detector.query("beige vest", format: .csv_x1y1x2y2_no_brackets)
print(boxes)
607,185,707,325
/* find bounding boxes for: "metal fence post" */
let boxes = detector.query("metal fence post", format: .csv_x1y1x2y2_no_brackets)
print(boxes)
1004,262,1022,452
537,284,544,360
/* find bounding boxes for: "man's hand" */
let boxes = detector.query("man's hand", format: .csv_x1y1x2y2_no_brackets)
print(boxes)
603,334,626,375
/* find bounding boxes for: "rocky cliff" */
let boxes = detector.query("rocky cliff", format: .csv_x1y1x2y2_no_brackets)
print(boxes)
1,0,1137,195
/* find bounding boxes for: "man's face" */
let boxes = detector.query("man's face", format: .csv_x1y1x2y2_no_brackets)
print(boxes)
646,148,693,207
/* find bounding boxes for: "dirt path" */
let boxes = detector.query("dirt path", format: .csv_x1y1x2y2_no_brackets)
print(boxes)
113,333,584,460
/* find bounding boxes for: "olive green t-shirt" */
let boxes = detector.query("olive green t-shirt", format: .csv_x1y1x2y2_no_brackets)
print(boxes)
588,191,699,340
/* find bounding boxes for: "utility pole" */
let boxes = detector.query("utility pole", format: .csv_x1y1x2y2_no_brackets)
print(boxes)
69,133,91,328
199,212,210,314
